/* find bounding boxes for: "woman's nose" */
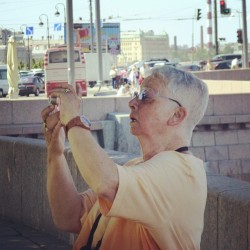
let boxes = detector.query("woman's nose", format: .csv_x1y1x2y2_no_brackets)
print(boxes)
128,96,139,110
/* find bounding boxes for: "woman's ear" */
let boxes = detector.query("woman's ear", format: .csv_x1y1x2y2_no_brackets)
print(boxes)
167,107,187,126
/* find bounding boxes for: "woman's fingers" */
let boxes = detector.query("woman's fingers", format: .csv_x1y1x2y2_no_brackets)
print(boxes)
41,105,55,123
45,121,65,155
50,121,63,142
76,83,83,98
46,111,60,130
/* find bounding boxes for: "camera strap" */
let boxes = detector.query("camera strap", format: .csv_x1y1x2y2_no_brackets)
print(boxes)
81,213,102,250
175,146,188,153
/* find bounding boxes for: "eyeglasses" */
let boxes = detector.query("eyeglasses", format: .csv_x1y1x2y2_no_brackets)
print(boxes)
132,87,182,107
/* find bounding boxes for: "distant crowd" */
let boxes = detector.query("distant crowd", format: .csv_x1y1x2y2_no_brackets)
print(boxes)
109,63,152,97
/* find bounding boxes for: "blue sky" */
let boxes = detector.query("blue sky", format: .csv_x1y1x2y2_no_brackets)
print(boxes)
0,0,249,46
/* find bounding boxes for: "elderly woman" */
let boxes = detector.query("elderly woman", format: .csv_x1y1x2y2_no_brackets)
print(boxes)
41,66,209,250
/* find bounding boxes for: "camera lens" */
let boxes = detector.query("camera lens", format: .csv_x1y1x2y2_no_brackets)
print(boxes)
48,96,58,105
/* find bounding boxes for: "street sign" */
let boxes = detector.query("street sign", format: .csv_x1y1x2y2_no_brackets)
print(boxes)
54,23,62,31
26,27,33,35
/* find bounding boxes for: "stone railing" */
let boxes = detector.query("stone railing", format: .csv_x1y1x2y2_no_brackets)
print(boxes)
1,136,250,250
193,68,250,81
1,92,250,182
107,92,250,182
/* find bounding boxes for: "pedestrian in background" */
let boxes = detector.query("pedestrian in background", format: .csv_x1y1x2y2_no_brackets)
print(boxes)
120,67,128,84
129,65,140,91
205,59,214,71
231,58,239,69
139,63,151,85
116,83,131,97
41,66,209,250
109,66,117,89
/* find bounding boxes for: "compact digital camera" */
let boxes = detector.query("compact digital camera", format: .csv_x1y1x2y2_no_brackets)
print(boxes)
46,82,64,96
46,82,63,105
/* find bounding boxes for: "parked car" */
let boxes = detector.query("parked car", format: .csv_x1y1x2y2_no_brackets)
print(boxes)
19,70,30,79
145,60,176,69
0,65,8,97
212,60,231,70
128,58,170,71
177,64,201,72
33,72,45,82
147,58,169,63
153,61,178,69
29,68,44,75
18,76,45,96
211,53,241,62
199,54,242,70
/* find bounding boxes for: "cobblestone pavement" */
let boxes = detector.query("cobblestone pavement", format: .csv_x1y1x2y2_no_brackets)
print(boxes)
0,217,71,250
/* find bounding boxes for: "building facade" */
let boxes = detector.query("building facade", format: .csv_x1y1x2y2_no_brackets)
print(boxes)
0,28,64,65
118,30,170,66
1,28,170,67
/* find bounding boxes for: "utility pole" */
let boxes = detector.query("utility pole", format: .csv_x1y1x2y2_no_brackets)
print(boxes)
242,0,248,68
214,0,219,55
89,0,94,53
192,16,194,63
66,0,75,88
174,36,177,51
200,25,204,49
95,0,103,90
27,35,30,70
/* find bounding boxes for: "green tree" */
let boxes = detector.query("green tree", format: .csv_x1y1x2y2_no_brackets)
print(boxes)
18,61,25,70
220,43,234,54
193,47,214,61
30,58,44,69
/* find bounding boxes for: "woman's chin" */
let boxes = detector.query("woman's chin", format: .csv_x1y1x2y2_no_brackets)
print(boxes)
130,126,140,136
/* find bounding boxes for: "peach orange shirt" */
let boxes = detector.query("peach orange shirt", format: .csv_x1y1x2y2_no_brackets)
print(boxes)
73,151,207,250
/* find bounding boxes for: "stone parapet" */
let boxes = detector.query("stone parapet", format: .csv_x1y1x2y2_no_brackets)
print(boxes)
5,110,248,168
106,111,250,181
0,92,250,181
193,68,250,81
201,172,250,250
1,136,250,249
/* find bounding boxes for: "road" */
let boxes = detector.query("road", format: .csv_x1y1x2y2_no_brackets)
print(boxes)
2,80,250,102
1,85,118,101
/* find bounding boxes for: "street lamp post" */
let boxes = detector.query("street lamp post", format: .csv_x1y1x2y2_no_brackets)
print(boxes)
0,25,7,63
39,14,50,48
233,10,242,29
55,3,66,44
0,25,7,45
8,28,15,39
20,24,30,70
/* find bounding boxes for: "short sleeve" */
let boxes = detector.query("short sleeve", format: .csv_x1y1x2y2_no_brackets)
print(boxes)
104,152,206,228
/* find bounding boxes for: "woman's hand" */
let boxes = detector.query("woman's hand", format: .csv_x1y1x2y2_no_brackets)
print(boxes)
41,105,65,156
48,83,82,126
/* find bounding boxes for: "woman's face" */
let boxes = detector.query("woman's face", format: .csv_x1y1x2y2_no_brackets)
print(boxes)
128,76,179,139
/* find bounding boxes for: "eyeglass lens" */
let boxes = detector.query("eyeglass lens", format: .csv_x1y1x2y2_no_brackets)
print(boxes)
132,88,182,106
133,89,155,101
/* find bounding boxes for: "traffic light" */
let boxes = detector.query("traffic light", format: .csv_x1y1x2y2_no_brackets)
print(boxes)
220,0,226,13
237,29,243,44
196,9,202,21
224,8,230,14
220,0,231,15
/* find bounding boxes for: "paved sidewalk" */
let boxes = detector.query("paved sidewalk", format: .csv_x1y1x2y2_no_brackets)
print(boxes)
0,217,71,250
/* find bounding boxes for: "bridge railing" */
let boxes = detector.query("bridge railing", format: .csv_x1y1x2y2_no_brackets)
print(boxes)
1,136,250,249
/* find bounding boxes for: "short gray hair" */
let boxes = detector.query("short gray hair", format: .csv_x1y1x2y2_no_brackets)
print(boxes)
151,66,209,129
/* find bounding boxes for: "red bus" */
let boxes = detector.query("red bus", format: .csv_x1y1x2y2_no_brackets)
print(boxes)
44,45,87,96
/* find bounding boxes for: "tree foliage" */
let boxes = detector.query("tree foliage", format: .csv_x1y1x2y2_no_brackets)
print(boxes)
18,58,44,70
